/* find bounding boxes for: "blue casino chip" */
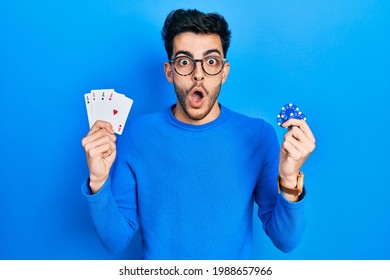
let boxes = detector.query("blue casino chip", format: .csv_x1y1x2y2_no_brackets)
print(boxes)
277,103,306,127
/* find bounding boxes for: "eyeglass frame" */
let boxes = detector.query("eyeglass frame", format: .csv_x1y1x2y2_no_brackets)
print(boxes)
169,55,228,76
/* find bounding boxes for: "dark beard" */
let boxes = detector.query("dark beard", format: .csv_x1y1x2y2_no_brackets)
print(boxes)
173,82,221,121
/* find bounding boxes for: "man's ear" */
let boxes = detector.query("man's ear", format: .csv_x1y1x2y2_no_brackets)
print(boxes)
221,61,230,84
164,62,174,83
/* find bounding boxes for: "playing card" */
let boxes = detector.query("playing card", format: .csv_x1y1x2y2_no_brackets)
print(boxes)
84,89,133,135
100,92,133,135
84,93,93,128
90,89,114,124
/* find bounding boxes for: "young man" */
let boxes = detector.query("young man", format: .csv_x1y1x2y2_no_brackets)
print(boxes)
81,9,315,259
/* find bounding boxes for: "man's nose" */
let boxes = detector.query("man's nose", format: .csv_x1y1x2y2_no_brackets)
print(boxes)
192,60,205,82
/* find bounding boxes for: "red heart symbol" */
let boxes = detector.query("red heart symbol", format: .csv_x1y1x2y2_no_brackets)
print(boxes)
113,109,118,115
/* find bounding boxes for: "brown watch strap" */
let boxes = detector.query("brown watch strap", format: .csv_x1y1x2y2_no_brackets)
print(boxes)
278,171,304,196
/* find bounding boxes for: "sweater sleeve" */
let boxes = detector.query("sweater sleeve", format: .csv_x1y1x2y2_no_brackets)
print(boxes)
81,123,139,254
254,121,306,253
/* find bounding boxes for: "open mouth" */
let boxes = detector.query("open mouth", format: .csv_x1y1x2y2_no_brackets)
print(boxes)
192,90,203,102
189,87,205,108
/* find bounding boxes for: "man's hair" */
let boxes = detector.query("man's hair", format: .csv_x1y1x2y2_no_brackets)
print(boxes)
161,9,231,59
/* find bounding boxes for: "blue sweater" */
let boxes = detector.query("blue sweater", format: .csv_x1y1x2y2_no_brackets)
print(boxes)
82,105,306,259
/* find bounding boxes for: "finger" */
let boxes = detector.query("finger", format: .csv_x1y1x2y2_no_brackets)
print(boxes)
288,126,310,143
282,119,315,143
82,128,116,148
84,135,116,157
88,120,114,136
86,142,116,159
284,135,311,159
282,139,306,162
287,126,316,154
102,146,116,158
285,126,314,154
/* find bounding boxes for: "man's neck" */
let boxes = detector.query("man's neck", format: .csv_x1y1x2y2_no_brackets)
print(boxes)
172,103,221,125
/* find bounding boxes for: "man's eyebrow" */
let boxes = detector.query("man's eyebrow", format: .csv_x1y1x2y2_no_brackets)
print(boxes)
173,49,222,58
203,49,222,57
174,50,193,58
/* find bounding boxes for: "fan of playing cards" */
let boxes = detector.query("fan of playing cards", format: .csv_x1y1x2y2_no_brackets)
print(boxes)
84,89,133,135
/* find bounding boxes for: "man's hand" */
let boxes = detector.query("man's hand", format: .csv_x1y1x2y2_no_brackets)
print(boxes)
81,121,117,194
279,118,316,201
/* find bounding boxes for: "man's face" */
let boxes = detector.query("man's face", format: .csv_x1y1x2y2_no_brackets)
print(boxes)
164,32,230,124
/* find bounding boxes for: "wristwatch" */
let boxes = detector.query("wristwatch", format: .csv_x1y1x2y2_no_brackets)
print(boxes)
278,171,304,196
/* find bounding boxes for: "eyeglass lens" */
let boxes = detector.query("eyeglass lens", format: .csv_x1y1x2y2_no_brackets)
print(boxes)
172,56,225,76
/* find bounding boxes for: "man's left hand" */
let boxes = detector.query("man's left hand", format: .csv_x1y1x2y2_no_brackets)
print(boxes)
278,118,316,201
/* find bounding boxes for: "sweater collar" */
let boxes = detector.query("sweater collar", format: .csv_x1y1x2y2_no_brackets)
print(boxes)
166,103,228,131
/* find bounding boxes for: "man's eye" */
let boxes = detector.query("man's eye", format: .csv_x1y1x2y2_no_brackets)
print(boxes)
206,58,219,66
178,58,191,66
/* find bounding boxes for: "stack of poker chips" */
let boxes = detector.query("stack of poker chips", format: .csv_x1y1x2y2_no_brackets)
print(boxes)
277,103,306,127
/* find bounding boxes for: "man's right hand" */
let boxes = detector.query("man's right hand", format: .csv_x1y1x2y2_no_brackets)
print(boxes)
81,120,117,194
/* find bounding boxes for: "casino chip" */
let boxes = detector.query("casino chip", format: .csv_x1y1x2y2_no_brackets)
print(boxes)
277,103,306,127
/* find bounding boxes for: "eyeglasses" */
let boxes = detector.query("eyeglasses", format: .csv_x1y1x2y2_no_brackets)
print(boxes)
169,55,228,76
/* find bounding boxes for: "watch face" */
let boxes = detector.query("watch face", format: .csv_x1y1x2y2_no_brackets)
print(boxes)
297,171,304,191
